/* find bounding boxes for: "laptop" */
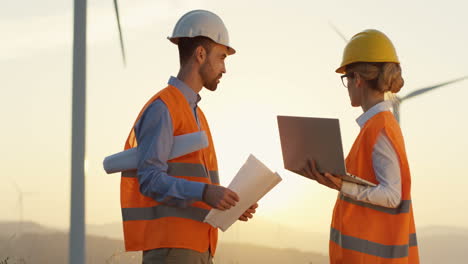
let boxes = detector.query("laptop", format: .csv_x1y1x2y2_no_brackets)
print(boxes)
277,115,376,187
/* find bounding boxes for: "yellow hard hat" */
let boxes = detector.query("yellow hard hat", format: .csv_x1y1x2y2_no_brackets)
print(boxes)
168,10,236,55
336,29,399,73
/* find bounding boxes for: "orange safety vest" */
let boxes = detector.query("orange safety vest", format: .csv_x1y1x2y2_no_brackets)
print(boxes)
330,111,419,264
120,85,219,254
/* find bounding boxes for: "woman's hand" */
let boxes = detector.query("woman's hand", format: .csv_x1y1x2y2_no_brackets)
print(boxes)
301,160,343,191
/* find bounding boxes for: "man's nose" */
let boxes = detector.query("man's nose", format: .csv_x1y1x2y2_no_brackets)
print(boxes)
221,63,226,74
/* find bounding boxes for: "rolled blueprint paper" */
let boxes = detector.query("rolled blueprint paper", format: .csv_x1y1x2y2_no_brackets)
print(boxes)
103,131,208,174
204,154,282,231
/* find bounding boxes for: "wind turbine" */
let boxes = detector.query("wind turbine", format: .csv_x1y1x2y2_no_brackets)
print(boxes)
11,180,35,236
12,181,24,234
70,1,126,264
329,23,468,123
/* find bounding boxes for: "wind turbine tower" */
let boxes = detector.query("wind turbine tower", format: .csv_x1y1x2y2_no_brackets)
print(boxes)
69,0,125,263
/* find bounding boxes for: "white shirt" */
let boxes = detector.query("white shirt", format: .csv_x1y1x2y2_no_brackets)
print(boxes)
340,101,402,208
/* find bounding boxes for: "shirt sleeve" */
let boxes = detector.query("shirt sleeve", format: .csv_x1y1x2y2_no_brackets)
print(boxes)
340,130,402,208
134,99,206,207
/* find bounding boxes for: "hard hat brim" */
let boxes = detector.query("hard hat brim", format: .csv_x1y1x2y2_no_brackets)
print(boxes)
335,66,346,74
335,58,400,74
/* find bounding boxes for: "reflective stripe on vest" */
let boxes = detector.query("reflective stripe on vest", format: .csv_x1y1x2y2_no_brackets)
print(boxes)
331,228,418,259
122,204,209,222
210,170,220,184
121,163,217,179
340,194,411,215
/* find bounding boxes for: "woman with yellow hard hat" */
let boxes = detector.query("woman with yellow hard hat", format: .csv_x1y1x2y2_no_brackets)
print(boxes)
302,29,419,263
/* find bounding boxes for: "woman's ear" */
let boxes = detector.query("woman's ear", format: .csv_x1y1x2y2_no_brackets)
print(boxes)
354,73,362,88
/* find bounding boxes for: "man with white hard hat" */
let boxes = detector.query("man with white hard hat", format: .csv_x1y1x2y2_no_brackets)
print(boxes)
119,10,258,264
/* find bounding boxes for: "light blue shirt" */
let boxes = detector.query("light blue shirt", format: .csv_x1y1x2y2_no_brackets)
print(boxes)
134,76,205,207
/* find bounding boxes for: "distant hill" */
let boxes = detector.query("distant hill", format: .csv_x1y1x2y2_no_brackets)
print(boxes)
0,231,139,264
1,222,467,263
0,222,56,237
86,222,124,241
0,221,327,264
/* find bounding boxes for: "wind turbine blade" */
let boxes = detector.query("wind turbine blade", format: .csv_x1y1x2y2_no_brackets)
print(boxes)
328,21,348,43
401,75,468,101
113,0,126,66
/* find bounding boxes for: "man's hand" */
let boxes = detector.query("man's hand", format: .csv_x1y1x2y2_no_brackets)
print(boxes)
301,160,343,191
203,184,239,210
238,203,258,222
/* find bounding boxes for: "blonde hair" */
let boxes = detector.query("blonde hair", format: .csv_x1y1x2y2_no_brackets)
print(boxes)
346,62,404,93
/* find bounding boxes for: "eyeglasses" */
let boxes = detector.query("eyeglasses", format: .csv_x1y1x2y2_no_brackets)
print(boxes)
340,72,355,88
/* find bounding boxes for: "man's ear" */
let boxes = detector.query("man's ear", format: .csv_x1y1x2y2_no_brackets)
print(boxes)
194,46,207,64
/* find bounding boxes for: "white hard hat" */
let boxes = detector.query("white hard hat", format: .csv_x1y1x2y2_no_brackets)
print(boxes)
168,10,236,55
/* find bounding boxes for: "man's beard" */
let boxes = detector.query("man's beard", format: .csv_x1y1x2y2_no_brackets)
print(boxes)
200,62,220,91
204,75,220,91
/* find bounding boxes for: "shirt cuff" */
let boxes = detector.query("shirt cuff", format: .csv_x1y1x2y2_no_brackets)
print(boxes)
184,181,206,201
340,181,358,199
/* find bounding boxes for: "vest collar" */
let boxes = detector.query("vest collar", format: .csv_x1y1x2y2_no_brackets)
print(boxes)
356,100,393,128
168,76,201,109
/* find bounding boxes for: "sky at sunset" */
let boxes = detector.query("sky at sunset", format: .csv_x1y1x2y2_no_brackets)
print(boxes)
1,0,468,239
